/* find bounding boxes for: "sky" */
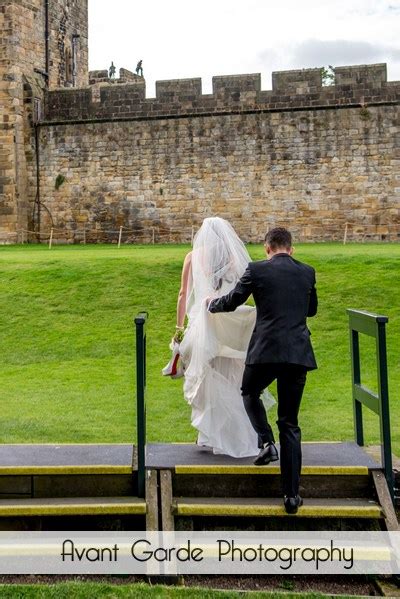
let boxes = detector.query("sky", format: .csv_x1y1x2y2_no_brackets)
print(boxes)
88,0,400,97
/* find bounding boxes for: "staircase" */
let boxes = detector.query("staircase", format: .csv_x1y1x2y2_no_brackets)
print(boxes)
131,310,399,533
147,442,398,532
0,442,397,532
0,444,146,530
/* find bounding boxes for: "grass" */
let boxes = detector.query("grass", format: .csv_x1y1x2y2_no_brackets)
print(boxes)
0,243,399,453
0,582,363,598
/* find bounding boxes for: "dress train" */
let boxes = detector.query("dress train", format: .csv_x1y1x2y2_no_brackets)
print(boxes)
180,302,260,458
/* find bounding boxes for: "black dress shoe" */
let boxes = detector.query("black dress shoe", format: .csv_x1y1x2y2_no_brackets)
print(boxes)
284,495,303,514
253,442,279,466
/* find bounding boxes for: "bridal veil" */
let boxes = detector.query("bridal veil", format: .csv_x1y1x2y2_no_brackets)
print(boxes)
180,217,260,457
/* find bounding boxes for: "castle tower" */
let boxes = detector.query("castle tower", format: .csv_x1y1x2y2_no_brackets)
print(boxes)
0,0,88,242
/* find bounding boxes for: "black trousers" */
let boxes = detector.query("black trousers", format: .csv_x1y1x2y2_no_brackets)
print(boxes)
241,363,307,497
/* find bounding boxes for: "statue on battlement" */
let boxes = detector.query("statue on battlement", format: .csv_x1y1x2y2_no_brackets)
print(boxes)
109,62,116,78
136,60,143,77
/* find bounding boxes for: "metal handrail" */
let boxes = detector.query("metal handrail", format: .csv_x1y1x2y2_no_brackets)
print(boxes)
347,309,394,501
135,312,148,498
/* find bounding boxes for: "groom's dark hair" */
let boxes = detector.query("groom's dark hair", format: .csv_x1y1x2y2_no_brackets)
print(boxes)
265,227,292,250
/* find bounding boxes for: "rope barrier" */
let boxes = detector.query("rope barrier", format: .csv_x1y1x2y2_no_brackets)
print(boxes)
1,223,398,246
20,229,50,236
342,223,399,245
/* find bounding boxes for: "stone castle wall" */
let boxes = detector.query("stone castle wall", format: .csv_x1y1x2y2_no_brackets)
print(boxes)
45,64,397,122
35,64,399,242
0,0,88,241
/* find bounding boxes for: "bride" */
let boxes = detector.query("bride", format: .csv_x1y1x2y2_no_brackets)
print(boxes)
173,217,260,458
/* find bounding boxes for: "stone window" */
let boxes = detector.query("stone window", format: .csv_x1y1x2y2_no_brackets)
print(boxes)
33,98,42,123
65,46,73,85
72,34,80,87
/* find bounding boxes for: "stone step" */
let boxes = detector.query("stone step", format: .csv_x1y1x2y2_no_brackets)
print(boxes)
0,496,146,517
173,497,383,519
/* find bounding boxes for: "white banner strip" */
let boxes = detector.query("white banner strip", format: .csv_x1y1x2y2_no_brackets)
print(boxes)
0,531,399,575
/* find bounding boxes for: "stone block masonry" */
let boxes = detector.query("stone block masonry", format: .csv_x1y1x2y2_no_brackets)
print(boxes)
0,0,88,242
36,63,399,242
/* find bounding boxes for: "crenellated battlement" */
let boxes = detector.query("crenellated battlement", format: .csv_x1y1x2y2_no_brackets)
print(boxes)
334,63,387,86
212,73,262,94
156,78,202,100
272,68,322,93
43,63,399,123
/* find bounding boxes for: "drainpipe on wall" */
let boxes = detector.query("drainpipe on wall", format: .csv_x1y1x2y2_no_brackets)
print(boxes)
33,125,41,239
32,0,49,239
44,0,50,86
33,125,54,241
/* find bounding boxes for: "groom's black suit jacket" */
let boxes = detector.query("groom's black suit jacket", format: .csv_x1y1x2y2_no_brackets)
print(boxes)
208,253,318,369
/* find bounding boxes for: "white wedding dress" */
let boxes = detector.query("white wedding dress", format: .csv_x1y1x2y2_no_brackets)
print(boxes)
179,218,261,458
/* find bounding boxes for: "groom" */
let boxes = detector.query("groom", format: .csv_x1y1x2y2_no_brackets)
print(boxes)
207,227,317,514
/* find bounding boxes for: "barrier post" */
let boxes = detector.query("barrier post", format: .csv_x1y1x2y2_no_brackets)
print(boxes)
118,226,123,248
49,228,53,249
343,222,349,245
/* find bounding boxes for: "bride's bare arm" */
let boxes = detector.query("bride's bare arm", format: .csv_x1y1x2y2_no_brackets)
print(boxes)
176,252,192,329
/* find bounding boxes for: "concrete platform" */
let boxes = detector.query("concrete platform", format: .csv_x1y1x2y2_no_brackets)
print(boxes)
0,444,134,474
146,442,380,470
0,442,381,474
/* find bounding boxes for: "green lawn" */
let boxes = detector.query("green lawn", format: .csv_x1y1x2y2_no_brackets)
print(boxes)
0,243,399,453
0,582,363,599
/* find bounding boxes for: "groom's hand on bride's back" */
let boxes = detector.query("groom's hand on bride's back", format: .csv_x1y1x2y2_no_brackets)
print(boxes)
207,267,253,314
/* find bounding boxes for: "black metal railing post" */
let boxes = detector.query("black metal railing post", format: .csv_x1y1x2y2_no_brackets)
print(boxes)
376,319,393,493
350,327,364,446
135,312,148,498
347,309,394,502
